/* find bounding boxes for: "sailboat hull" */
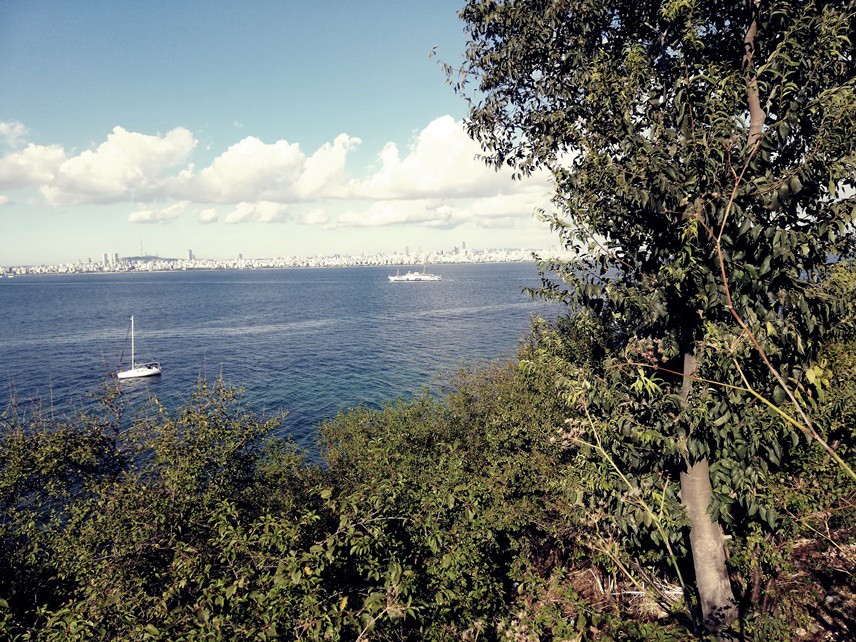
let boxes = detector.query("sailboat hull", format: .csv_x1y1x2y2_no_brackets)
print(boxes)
117,363,161,379
118,315,161,379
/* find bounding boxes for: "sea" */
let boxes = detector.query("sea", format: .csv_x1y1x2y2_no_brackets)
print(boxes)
0,263,558,453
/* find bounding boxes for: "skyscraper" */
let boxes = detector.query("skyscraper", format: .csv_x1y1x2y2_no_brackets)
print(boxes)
188,249,194,261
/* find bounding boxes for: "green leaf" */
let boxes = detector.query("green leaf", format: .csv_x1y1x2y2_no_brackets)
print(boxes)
713,412,731,427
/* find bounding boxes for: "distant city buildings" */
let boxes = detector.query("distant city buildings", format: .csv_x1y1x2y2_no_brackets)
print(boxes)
98,252,120,266
0,245,573,277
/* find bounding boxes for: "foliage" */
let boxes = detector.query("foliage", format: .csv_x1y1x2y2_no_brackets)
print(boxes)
0,317,854,640
452,0,856,631
0,361,671,640
453,0,856,459
0,382,311,640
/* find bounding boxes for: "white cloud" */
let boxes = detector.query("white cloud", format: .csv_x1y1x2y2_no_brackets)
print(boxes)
0,118,553,236
349,115,548,200
295,134,357,198
197,208,219,224
0,195,10,206
128,201,187,224
169,134,360,204
224,201,289,224
299,207,329,225
42,126,196,205
0,144,67,188
0,121,28,148
465,189,551,222
337,200,456,228
331,188,551,230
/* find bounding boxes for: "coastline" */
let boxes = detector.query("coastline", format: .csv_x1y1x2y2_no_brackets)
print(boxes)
1,250,571,278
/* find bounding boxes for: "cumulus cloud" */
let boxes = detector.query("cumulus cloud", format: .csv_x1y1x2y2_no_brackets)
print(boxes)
349,115,548,200
0,121,28,148
42,126,196,205
299,208,329,225
0,144,67,189
296,134,357,198
332,187,551,230
169,133,360,204
336,200,455,228
197,208,219,224
128,201,187,224
0,118,554,233
224,201,289,224
464,188,551,222
318,117,553,230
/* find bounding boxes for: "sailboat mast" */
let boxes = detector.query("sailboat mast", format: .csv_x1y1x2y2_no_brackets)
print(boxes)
130,316,135,368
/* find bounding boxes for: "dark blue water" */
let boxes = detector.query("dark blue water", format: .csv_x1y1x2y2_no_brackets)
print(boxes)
0,263,556,451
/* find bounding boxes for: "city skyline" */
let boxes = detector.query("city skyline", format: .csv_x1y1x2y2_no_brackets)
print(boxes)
0,1,557,265
1,239,560,268
1,242,569,275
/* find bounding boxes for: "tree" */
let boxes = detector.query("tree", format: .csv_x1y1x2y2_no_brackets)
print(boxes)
454,0,856,633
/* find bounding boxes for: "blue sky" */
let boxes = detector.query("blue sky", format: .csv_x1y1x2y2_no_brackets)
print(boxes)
0,1,555,265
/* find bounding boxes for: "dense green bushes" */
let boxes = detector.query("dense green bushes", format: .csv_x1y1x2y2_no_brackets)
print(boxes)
1,308,854,639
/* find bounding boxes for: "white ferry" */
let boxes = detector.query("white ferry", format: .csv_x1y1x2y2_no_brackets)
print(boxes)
388,265,442,282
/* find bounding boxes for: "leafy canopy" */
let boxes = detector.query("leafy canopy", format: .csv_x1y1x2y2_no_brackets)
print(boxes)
456,0,855,356
453,1,856,625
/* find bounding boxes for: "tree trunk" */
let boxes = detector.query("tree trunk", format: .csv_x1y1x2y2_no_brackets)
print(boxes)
743,0,766,146
678,351,738,632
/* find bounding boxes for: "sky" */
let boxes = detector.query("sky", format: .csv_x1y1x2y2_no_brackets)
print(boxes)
0,0,556,266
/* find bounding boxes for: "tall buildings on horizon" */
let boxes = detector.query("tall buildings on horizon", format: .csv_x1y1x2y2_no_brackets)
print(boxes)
85,242,473,267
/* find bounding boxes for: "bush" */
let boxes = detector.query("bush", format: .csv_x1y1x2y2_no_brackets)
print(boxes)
1,321,853,639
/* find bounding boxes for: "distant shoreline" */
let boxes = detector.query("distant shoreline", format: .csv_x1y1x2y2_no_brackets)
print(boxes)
3,260,527,277
1,251,570,278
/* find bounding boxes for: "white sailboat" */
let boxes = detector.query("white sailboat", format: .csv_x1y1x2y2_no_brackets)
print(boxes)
117,316,161,379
